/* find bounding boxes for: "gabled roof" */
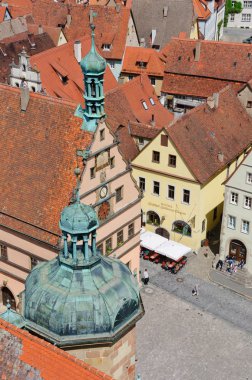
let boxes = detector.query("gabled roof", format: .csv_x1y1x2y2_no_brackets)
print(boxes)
161,73,243,97
4,0,32,18
121,46,165,77
132,0,195,49
0,84,93,247
30,2,131,60
29,36,117,102
0,16,28,41
0,32,55,83
129,121,160,139
28,24,65,46
193,0,211,20
105,74,173,130
0,319,113,380
0,7,9,22
167,86,252,184
162,38,252,83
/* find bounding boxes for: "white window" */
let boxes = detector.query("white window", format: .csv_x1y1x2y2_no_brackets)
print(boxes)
142,101,148,110
183,189,190,204
244,1,252,8
241,220,250,234
149,97,155,105
246,172,252,184
230,14,235,21
242,13,251,22
153,181,160,196
228,215,236,229
110,61,115,69
244,196,252,209
102,44,111,51
230,192,238,205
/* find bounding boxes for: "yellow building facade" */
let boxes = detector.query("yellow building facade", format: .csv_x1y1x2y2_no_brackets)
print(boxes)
132,129,245,250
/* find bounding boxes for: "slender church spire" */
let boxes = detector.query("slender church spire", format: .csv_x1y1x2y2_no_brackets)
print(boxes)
75,23,106,132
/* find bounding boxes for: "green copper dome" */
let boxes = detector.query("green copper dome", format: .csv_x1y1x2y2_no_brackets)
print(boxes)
80,25,106,75
59,201,99,235
23,251,143,346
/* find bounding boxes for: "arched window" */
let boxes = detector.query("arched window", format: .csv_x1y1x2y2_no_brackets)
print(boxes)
1,287,16,310
90,80,96,97
172,220,191,237
156,227,170,239
147,211,160,226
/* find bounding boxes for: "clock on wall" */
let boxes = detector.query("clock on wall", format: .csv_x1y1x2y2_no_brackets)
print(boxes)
98,201,110,220
99,185,108,199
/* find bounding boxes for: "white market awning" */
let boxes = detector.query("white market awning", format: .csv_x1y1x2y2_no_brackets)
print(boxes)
140,229,191,261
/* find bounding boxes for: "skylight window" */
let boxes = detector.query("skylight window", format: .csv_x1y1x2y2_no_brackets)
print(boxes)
142,101,148,110
149,97,155,105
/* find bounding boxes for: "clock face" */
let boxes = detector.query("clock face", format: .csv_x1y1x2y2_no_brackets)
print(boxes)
100,185,108,199
98,201,110,220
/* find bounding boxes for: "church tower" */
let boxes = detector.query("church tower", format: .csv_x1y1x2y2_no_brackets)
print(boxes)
76,24,106,132
6,181,144,379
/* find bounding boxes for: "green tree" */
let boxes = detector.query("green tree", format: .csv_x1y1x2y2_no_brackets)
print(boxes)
224,0,242,27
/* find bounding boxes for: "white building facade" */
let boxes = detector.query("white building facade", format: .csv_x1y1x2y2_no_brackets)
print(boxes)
220,150,252,274
228,0,252,28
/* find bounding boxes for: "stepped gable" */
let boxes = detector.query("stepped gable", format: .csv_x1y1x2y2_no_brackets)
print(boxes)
0,32,55,83
167,86,252,184
0,319,112,380
0,84,93,247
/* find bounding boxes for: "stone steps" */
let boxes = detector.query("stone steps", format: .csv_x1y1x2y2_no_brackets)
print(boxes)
214,263,252,288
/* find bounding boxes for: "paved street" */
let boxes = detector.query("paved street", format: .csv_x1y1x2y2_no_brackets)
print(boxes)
136,258,252,380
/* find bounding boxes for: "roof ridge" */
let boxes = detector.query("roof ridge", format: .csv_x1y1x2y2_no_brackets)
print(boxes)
171,36,252,48
0,83,79,107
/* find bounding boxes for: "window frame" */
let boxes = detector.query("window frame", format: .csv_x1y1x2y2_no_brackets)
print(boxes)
241,219,250,234
110,156,115,168
246,172,252,184
244,196,252,209
227,215,236,229
128,223,134,238
0,244,8,261
115,186,123,202
152,150,160,163
167,185,175,200
153,181,160,196
182,189,190,204
90,167,95,179
105,237,112,253
139,177,145,192
230,192,238,205
100,128,105,141
168,154,177,167
117,230,124,245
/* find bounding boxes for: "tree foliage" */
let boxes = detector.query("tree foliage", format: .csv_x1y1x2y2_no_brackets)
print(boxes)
224,0,242,27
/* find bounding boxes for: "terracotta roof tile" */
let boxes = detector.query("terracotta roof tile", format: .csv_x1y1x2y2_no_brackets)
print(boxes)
28,24,64,46
162,37,252,83
4,0,32,18
29,36,117,103
161,73,240,97
0,84,93,246
129,121,160,139
106,74,173,130
0,32,55,83
0,319,113,380
30,2,130,60
0,7,7,22
168,86,252,184
193,0,211,20
122,46,165,77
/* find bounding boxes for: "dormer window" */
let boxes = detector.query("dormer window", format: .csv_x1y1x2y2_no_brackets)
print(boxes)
149,97,155,105
61,75,68,84
136,61,147,68
142,101,148,110
102,44,111,51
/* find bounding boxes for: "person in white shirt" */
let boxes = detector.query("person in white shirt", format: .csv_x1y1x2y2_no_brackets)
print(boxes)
143,269,149,285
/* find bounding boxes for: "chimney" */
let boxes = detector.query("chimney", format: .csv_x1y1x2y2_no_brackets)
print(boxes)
150,114,155,127
194,41,201,62
66,12,72,27
207,96,215,109
140,37,145,47
74,40,82,63
218,152,224,162
20,87,30,112
213,92,219,108
38,24,43,34
163,6,168,17
151,29,156,45
28,33,36,49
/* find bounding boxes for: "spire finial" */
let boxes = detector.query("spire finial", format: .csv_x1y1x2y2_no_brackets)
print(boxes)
73,167,81,203
90,23,96,51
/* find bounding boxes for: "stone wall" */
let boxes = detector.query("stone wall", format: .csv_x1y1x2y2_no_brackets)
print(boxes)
67,327,136,380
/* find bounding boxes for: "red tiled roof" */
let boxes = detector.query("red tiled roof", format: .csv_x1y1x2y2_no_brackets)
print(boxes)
106,74,173,130
162,38,252,83
129,121,160,139
0,84,93,247
161,73,239,97
0,319,113,380
30,2,131,60
121,46,165,77
28,24,64,46
0,7,7,22
0,33,55,83
6,0,32,18
167,86,252,184
193,0,211,20
30,36,117,103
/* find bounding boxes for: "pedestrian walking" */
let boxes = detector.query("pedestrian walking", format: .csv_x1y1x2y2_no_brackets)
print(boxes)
192,284,199,296
143,269,149,285
216,259,223,271
238,259,245,269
